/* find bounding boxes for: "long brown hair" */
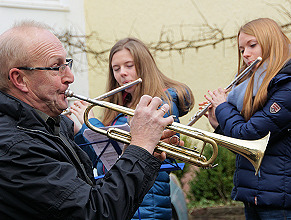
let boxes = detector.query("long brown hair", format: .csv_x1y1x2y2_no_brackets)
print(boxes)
102,37,194,126
237,18,291,120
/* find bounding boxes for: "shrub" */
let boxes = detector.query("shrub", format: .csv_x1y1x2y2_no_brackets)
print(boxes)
172,134,239,208
186,142,236,207
171,133,235,207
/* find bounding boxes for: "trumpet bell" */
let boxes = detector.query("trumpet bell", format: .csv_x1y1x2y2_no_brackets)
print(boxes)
175,123,270,175
225,132,269,175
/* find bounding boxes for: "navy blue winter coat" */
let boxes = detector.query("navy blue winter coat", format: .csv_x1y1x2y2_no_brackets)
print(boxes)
215,60,291,208
75,88,190,219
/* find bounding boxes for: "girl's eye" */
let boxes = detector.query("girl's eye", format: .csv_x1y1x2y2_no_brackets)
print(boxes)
113,67,120,71
250,43,257,48
240,50,244,54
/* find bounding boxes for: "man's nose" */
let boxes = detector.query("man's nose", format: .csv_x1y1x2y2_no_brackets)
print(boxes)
62,68,74,84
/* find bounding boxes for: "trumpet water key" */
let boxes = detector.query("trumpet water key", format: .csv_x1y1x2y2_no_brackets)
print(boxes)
188,57,262,126
65,89,270,175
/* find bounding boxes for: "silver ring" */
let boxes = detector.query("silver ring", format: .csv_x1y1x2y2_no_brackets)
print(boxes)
169,135,180,146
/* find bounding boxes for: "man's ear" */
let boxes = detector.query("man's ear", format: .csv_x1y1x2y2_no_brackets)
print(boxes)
9,68,29,92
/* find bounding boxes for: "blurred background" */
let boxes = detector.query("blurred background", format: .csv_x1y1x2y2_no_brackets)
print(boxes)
1,0,290,219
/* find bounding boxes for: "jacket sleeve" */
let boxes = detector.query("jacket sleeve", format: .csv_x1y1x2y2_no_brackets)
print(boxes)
91,145,162,219
215,80,291,140
4,139,161,220
55,145,162,220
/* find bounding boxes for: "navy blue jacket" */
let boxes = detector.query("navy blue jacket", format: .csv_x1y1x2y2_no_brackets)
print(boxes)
75,88,190,219
215,60,291,208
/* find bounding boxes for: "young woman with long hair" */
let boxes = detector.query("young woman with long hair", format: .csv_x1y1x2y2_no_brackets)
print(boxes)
204,18,291,219
71,37,194,220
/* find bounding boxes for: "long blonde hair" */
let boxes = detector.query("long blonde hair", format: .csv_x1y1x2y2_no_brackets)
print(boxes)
102,37,194,126
237,18,291,120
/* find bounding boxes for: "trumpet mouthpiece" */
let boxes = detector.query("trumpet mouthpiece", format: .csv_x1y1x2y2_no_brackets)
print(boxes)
65,90,74,97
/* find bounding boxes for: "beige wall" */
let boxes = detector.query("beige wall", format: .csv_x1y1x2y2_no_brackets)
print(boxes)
84,0,290,130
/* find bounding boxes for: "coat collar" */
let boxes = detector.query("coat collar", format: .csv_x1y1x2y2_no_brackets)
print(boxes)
0,91,51,133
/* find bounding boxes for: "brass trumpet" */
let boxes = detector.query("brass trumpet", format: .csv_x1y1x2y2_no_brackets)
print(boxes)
65,90,270,175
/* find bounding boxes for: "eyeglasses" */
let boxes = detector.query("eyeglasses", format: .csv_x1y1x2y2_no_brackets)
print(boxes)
16,59,73,76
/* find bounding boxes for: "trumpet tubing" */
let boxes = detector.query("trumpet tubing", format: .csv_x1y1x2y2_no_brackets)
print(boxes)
66,90,270,175
83,101,212,167
106,127,209,167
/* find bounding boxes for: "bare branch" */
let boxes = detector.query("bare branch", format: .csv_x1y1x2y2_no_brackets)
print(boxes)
57,2,291,70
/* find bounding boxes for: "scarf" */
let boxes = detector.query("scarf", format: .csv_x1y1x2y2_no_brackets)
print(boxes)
227,62,267,112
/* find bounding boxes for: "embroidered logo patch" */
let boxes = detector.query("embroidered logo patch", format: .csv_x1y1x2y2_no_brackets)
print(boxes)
270,102,281,113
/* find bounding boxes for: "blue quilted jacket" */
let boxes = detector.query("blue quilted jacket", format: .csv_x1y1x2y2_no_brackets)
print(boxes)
75,88,190,219
215,60,291,208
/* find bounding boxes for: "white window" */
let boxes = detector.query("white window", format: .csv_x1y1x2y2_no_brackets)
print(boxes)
0,0,69,11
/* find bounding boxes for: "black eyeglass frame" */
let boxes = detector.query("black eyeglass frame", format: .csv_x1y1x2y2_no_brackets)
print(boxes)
16,58,73,72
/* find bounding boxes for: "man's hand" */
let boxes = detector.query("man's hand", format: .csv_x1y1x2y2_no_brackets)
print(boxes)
130,95,174,157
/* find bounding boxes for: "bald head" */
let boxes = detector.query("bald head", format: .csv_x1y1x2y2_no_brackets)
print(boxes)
0,21,73,117
0,21,56,92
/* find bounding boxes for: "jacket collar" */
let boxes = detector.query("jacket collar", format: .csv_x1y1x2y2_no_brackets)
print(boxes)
268,59,291,89
0,91,52,133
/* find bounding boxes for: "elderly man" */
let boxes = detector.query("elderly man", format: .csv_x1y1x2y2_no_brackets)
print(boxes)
0,21,174,220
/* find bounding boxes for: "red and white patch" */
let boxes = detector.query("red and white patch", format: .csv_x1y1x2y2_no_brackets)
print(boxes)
270,102,281,114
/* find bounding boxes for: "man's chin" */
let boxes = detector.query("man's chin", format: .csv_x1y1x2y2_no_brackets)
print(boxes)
55,104,69,117
60,106,69,114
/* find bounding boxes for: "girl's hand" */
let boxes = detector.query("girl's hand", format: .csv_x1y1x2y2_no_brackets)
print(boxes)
198,88,227,129
204,88,227,108
69,100,95,125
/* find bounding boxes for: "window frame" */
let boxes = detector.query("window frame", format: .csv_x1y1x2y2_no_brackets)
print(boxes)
0,0,69,11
